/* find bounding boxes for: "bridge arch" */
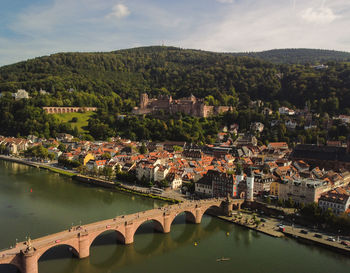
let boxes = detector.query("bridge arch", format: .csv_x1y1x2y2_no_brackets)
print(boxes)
133,218,165,236
89,228,126,248
36,242,80,262
170,210,197,226
195,204,222,225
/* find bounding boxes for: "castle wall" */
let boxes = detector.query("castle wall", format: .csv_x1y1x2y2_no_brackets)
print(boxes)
137,93,231,118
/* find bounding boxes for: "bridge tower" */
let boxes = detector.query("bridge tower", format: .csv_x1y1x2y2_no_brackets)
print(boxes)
21,238,38,273
223,194,234,216
246,168,254,202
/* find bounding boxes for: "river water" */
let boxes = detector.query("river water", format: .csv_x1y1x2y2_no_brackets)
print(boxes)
0,160,349,273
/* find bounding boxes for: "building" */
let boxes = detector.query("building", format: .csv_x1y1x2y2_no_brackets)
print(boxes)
254,173,274,194
155,165,170,182
279,107,295,116
318,187,350,215
165,172,183,189
133,93,232,118
290,140,350,170
278,178,330,204
195,177,213,198
250,122,264,133
12,89,29,100
195,170,238,198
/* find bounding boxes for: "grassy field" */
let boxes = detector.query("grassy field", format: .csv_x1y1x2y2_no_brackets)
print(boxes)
52,112,94,133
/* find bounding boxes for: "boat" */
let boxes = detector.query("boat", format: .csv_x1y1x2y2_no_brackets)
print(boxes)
216,257,231,262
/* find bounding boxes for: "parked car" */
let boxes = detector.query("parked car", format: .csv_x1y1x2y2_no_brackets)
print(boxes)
340,241,350,246
314,234,322,238
55,239,61,243
300,230,308,234
327,237,336,242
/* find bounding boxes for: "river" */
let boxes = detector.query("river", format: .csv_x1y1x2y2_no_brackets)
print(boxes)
0,160,349,273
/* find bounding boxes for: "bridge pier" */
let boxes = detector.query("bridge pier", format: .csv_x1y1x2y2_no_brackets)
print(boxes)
78,233,90,259
124,221,134,244
22,249,38,273
163,212,172,233
194,208,202,224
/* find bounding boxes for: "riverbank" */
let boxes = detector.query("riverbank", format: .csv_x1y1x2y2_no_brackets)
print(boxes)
217,212,284,238
283,225,350,256
0,155,180,204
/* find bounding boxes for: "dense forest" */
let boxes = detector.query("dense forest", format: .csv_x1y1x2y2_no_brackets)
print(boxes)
234,48,350,64
0,46,350,142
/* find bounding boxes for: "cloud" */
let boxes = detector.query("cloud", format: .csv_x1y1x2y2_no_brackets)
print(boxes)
178,0,350,52
300,7,338,24
1,0,350,67
106,3,130,19
216,0,234,3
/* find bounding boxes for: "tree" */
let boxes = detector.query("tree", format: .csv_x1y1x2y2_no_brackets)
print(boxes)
102,166,113,181
139,143,148,154
159,179,169,188
58,144,67,152
101,153,111,160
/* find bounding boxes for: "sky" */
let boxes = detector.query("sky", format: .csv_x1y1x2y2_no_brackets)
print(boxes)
0,0,350,66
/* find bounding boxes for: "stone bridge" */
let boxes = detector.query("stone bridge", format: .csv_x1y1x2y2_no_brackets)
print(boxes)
0,198,244,273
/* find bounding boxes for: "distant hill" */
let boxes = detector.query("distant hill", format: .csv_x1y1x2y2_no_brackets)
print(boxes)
232,48,350,64
0,46,350,109
1,46,350,140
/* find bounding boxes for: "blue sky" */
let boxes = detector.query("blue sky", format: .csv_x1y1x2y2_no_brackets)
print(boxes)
0,0,350,66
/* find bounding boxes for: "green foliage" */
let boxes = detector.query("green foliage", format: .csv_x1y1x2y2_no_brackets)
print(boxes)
1,46,350,142
299,203,350,232
139,143,148,154
24,145,49,159
235,48,350,64
58,156,81,168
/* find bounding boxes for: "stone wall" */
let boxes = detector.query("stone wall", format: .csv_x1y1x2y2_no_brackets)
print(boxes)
43,107,97,114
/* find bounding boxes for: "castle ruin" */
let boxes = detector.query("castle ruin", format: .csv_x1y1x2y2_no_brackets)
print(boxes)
133,93,232,118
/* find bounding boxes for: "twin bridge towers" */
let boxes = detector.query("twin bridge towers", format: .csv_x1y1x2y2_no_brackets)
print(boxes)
0,198,244,273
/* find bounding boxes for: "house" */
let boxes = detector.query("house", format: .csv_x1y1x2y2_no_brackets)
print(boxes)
12,89,29,100
57,133,74,143
268,142,289,151
195,176,213,198
337,115,350,124
293,160,310,173
86,159,107,170
279,107,295,116
250,122,264,133
82,153,95,166
233,134,257,147
285,120,297,130
318,186,350,215
155,165,170,182
165,172,183,189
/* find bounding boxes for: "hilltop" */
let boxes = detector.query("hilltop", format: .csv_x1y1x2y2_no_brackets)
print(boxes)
233,48,350,64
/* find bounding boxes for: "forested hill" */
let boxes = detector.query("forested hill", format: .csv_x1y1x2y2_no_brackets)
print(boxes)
1,46,350,108
233,48,350,64
0,46,350,141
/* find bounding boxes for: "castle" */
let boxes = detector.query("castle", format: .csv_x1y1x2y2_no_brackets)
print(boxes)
133,93,232,118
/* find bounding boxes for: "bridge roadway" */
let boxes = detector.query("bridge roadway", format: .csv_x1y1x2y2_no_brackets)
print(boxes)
0,198,244,273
